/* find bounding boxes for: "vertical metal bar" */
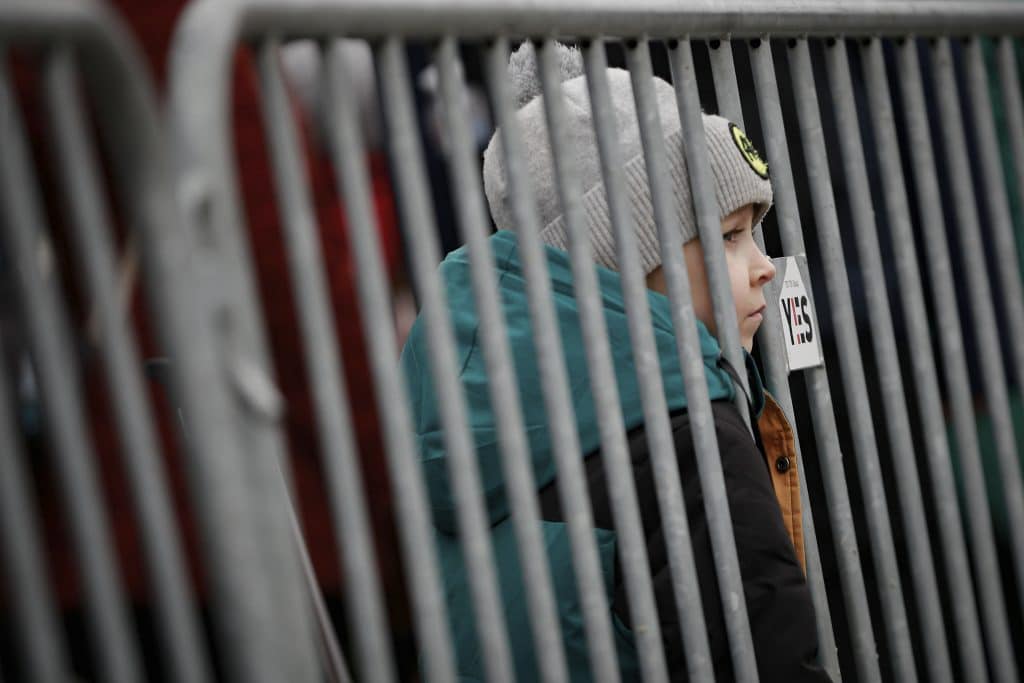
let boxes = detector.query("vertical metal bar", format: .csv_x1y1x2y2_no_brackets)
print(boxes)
287,493,354,683
174,22,325,683
256,40,378,683
655,37,753,432
706,37,839,676
0,51,143,683
153,14,302,683
219,270,324,675
788,37,918,682
160,181,288,680
194,45,325,683
532,36,692,683
982,39,1024,397
229,413,323,680
748,37,882,683
826,36,953,683
0,343,69,683
667,44,752,434
997,39,1024,386
321,41,456,683
937,37,1024,557
963,38,1024,605
708,38,744,125
660,38,761,682
488,37,623,683
42,47,213,683
433,36,570,683
376,36,515,683
860,37,990,683
896,37,1018,683
212,205,323,675
916,38,1022,682
256,39,394,683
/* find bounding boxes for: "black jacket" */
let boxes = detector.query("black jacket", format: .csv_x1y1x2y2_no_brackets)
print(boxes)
539,400,831,682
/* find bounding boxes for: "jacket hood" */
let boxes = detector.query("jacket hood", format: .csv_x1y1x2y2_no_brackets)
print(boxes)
401,230,761,534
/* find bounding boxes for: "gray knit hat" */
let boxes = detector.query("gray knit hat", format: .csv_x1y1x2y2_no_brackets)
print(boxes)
482,42,773,275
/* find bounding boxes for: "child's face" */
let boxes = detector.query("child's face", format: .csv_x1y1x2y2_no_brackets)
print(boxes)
646,204,776,352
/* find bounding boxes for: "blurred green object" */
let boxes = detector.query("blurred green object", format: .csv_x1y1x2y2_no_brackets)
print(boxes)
957,36,1024,545
983,36,1024,269
947,390,1024,546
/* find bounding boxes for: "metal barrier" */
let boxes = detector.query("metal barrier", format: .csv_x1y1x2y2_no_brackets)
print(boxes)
0,4,203,682
3,0,1024,681
0,1,323,682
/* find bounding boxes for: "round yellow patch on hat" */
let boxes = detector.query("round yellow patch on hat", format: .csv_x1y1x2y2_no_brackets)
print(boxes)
730,123,769,179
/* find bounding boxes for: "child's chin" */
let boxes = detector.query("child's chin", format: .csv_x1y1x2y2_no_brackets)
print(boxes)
741,330,756,352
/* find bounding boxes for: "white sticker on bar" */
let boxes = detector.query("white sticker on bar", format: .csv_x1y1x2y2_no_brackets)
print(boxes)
774,255,824,372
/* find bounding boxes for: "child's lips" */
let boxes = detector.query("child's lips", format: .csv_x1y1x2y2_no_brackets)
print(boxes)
748,305,766,320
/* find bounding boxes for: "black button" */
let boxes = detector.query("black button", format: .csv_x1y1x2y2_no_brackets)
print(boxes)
775,457,791,474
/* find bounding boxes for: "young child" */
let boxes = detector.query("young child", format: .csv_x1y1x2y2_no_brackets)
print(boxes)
401,42,828,681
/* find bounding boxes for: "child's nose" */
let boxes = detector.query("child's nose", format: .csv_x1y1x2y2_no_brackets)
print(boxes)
752,246,776,285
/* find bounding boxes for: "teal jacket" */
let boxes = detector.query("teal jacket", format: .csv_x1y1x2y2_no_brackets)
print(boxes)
401,230,757,681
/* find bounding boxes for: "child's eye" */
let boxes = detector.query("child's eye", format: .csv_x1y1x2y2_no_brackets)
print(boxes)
723,229,742,243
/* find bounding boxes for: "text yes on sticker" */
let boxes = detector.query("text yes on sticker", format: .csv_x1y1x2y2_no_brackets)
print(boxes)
775,256,824,372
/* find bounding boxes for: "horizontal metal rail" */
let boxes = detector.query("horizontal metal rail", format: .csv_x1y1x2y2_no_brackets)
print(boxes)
193,0,1024,40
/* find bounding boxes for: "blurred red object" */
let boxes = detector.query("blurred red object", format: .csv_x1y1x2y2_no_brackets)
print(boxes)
8,0,409,654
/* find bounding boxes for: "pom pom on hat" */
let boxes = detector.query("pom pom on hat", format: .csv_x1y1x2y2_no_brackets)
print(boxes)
507,41,585,109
